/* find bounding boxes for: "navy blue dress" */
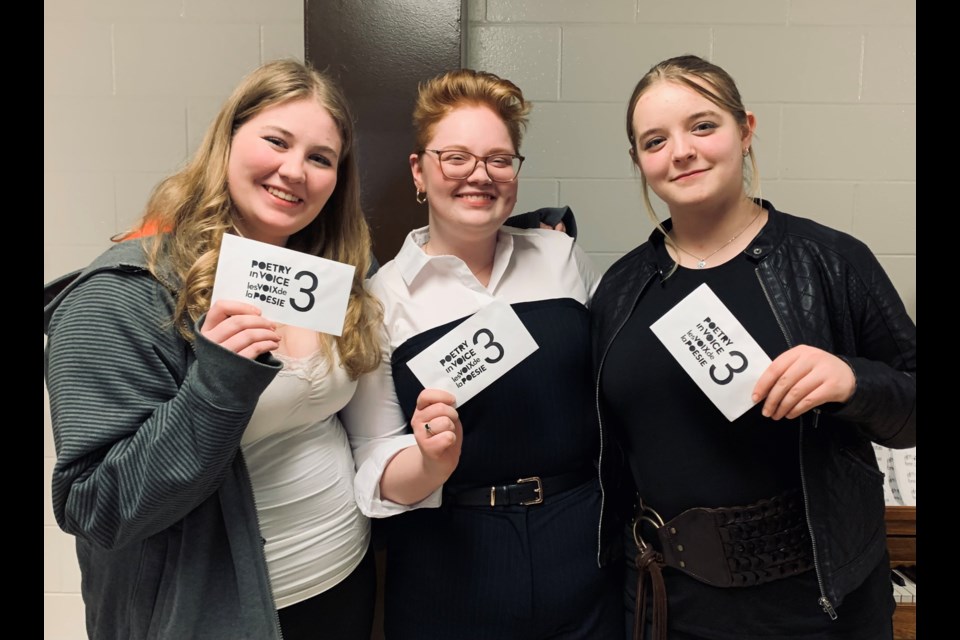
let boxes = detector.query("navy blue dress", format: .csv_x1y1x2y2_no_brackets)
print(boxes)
380,298,623,640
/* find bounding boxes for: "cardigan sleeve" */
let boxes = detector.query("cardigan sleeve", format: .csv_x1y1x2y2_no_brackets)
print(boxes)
44,270,280,549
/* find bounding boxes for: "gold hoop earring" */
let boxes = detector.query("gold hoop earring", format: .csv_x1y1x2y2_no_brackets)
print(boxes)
415,188,427,205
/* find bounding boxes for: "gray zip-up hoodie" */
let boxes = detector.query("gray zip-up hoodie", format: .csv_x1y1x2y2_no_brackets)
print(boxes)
44,238,283,639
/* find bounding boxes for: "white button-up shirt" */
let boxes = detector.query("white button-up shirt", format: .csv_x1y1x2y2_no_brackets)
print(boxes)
341,224,600,517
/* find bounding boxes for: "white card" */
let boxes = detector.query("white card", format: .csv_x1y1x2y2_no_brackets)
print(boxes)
650,283,772,422
406,299,539,406
211,233,355,336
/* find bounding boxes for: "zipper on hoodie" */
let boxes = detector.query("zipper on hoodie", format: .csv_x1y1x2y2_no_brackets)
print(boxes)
176,266,284,635
152,266,284,636
756,267,837,620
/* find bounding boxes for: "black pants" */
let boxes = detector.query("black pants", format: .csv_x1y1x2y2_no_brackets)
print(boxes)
384,480,624,639
278,546,376,640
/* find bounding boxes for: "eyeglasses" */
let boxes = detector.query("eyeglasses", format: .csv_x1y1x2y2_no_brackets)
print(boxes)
423,149,525,183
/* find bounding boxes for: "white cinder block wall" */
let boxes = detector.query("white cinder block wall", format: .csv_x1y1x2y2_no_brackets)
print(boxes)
44,0,915,637
468,0,915,315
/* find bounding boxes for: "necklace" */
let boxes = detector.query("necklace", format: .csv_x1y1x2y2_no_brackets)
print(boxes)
671,207,763,269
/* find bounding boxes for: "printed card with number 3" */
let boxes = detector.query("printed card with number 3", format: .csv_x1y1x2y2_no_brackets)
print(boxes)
406,299,539,406
650,283,771,421
211,234,355,335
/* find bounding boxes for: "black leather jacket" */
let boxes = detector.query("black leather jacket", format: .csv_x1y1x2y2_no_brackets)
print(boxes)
591,201,916,617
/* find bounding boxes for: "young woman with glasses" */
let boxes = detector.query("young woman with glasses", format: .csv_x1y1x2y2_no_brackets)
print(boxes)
340,69,624,639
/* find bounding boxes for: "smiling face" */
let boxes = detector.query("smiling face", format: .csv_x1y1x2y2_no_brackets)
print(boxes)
410,104,519,243
630,79,754,215
227,97,342,246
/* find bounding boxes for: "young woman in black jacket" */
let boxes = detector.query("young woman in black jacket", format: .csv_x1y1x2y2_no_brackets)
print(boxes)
591,54,916,640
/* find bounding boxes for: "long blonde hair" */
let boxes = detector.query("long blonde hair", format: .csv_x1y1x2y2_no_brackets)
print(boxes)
135,59,381,378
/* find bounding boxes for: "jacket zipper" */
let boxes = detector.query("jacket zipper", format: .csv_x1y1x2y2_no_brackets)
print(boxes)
755,268,837,620
594,270,657,566
161,267,285,636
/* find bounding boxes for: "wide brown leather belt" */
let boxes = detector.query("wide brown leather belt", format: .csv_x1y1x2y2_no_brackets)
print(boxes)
631,489,813,640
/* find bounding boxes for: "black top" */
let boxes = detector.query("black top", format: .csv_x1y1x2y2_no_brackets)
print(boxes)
601,253,799,518
601,252,892,638
392,298,598,486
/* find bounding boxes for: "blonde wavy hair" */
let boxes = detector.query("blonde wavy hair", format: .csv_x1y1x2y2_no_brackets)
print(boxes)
134,59,381,378
411,68,532,153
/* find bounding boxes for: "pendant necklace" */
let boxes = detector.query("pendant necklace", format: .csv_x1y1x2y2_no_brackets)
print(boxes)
671,206,763,269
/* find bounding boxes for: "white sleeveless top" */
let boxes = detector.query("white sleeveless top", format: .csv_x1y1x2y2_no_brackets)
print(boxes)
241,348,370,608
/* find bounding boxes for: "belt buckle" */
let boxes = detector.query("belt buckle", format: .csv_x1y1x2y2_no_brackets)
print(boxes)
632,501,665,551
517,476,543,505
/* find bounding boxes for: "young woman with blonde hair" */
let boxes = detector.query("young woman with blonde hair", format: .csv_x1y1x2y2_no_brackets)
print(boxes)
44,59,382,640
593,54,916,640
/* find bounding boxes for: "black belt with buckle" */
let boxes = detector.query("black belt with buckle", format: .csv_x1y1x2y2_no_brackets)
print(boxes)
443,468,594,507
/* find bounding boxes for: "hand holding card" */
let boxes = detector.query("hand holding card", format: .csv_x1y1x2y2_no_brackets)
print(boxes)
650,283,771,421
410,388,463,482
406,300,539,407
211,234,355,335
199,299,280,360
751,345,857,420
